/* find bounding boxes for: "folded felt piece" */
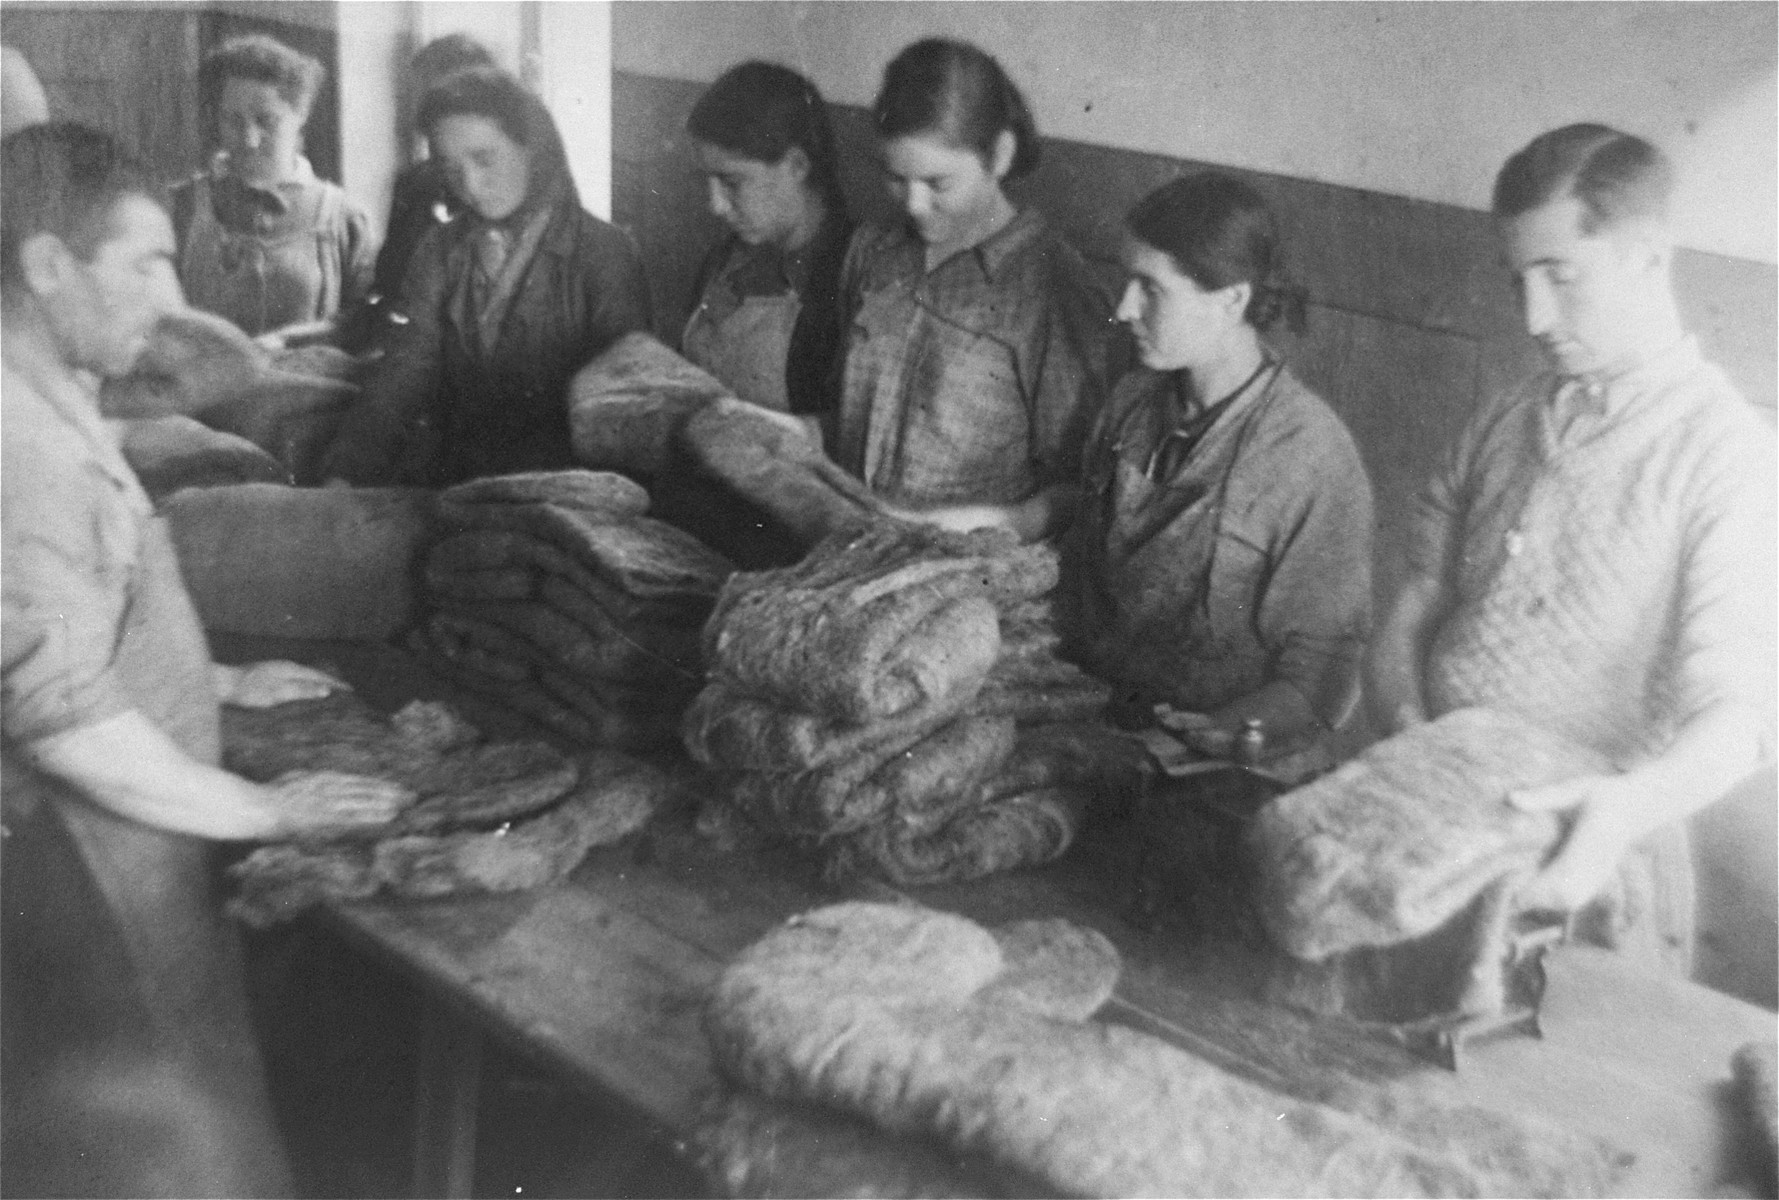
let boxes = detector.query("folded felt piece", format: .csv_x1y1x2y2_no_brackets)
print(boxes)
439,468,651,519
829,786,1087,888
1249,707,1608,962
164,483,433,639
568,332,733,475
113,414,289,497
706,903,1629,1199
682,683,977,776
970,656,1112,727
434,500,733,613
229,747,671,926
98,307,355,419
434,597,702,683
681,395,889,548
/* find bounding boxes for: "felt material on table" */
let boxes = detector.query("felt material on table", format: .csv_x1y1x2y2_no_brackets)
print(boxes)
731,713,1018,841
434,500,733,613
829,786,1087,888
1249,707,1608,962
970,660,1112,727
201,377,359,484
440,596,702,683
228,747,672,926
221,692,580,838
439,468,651,518
706,902,1630,1200
690,1090,1016,1200
410,626,687,753
976,919,1121,1023
682,396,889,548
567,331,734,476
424,565,536,603
427,530,652,623
682,683,975,775
164,483,432,639
114,414,289,496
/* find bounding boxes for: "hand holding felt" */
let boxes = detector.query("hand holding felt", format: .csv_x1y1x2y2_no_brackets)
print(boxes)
1509,772,1643,916
265,769,416,835
221,660,352,708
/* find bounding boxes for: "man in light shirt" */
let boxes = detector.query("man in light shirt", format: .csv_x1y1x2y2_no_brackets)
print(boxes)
1366,123,1776,973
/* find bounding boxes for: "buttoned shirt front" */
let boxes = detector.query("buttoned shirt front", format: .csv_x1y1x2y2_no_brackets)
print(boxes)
831,209,1112,506
1407,337,1777,765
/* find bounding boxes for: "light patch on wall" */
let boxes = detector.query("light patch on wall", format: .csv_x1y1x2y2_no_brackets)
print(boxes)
1671,72,1778,265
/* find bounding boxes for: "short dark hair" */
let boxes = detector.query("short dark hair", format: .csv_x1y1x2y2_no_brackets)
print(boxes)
1,122,155,292
1126,173,1305,333
201,34,325,117
688,62,841,203
417,66,534,150
1492,123,1673,233
873,38,1040,180
410,33,496,89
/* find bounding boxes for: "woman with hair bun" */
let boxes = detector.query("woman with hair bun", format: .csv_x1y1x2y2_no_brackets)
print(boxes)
683,60,853,416
172,34,375,347
832,38,1112,540
1061,173,1373,763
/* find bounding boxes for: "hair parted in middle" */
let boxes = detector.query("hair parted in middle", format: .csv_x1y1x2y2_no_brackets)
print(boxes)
872,38,1040,180
688,61,842,203
201,34,326,117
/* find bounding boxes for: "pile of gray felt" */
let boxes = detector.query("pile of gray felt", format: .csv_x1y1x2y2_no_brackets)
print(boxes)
408,470,734,752
684,524,1146,887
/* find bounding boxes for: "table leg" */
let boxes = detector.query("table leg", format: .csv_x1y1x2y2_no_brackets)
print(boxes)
411,995,483,1199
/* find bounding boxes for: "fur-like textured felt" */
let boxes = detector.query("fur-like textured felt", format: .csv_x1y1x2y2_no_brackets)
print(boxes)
567,332,733,476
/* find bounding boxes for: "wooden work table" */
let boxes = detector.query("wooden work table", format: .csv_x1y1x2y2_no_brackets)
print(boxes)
219,636,1778,1198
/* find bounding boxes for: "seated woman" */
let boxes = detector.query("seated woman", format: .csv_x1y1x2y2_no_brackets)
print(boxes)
1059,175,1374,762
684,61,853,416
171,34,375,348
832,38,1112,541
321,67,652,486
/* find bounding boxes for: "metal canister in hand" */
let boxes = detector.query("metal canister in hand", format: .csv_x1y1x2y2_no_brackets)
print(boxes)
1234,718,1266,766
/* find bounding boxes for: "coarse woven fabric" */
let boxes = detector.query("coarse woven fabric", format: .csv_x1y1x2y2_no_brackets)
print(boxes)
682,395,889,548
568,331,733,476
433,500,733,611
1249,707,1608,962
426,529,664,624
164,483,432,639
228,748,670,926
830,786,1087,888
682,683,976,775
690,1090,1014,1200
705,902,1629,1199
439,468,650,518
731,713,1018,841
435,597,702,684
112,415,289,497
970,657,1112,727
410,626,686,753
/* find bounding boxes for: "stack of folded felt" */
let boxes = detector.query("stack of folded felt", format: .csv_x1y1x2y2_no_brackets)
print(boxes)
409,470,734,752
685,525,1139,886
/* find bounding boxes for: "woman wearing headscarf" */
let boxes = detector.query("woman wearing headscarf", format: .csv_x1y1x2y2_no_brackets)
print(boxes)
322,67,652,485
1060,174,1373,764
171,34,375,348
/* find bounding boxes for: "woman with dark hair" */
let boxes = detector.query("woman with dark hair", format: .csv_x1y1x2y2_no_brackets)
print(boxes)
341,33,498,351
321,67,652,485
1061,174,1373,764
831,38,1112,539
683,60,852,415
172,34,375,347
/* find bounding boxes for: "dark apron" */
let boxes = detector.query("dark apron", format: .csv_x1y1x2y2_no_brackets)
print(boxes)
1064,367,1282,720
1,516,291,1198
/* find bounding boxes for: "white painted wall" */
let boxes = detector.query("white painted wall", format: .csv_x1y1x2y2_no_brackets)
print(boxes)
612,0,1778,264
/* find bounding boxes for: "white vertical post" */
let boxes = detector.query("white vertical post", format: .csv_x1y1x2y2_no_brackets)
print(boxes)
534,1,612,218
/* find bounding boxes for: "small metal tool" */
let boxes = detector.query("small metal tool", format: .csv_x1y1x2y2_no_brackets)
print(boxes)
1392,909,1570,1071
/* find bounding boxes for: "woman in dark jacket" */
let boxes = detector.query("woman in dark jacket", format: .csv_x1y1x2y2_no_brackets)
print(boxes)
322,67,651,485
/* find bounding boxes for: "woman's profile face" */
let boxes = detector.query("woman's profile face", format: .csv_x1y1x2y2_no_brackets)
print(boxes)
1116,236,1246,374
879,131,1009,252
218,78,306,185
696,140,815,248
432,114,531,222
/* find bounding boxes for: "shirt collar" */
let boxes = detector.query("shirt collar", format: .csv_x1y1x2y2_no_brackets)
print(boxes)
1,324,143,497
1555,335,1703,421
897,206,1043,284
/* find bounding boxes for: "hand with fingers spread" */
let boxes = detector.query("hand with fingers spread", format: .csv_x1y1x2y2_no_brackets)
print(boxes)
218,660,352,708
267,769,415,836
1507,772,1644,917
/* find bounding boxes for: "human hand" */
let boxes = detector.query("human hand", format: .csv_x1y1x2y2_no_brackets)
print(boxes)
267,770,414,836
222,661,351,708
1153,708,1233,758
253,330,288,354
1507,773,1641,916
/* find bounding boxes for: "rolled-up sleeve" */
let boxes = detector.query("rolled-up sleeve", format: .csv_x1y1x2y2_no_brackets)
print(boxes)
2,471,137,745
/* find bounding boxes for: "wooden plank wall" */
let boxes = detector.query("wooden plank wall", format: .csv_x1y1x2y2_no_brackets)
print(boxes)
615,69,1777,1009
